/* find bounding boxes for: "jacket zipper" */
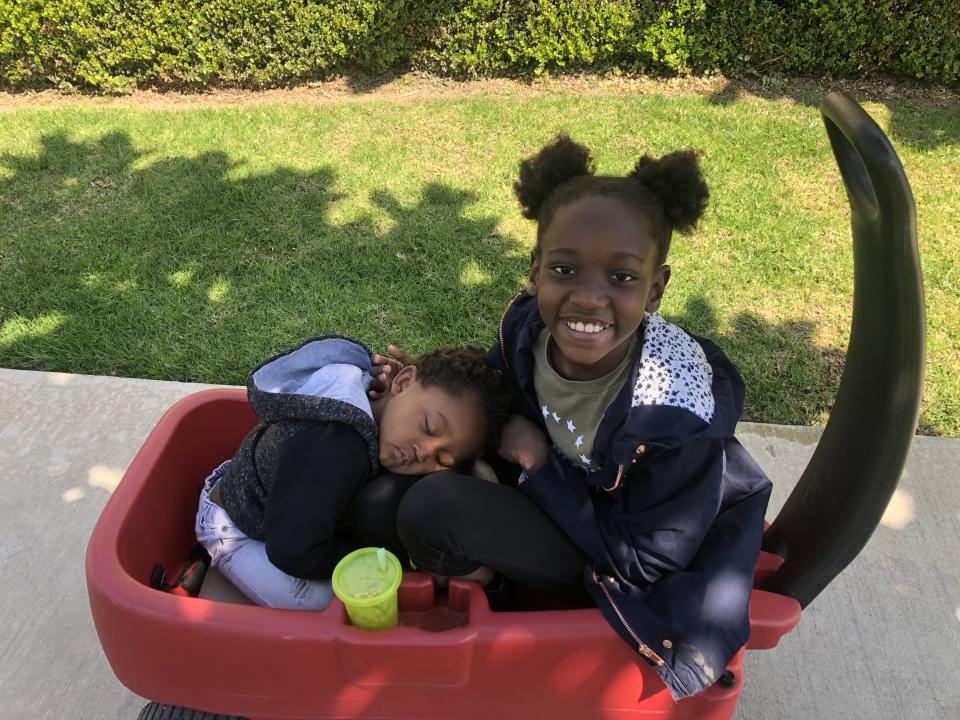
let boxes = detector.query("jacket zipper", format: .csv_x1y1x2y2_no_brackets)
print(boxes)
602,463,624,492
497,291,523,371
592,571,665,667
499,292,662,666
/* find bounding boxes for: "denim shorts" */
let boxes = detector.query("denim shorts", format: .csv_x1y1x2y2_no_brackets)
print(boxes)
195,461,248,562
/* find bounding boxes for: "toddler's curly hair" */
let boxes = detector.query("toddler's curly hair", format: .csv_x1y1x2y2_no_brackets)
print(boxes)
514,134,709,265
415,347,513,456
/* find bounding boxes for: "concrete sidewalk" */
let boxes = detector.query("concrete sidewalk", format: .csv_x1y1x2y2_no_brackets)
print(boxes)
0,367,957,720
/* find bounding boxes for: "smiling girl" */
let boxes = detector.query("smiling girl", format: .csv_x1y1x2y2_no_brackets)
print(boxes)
393,135,772,700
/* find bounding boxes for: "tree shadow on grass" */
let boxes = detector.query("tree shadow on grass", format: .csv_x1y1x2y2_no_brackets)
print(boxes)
666,296,846,427
0,131,525,383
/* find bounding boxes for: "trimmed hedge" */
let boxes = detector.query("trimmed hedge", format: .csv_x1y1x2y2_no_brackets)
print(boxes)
1,1,958,91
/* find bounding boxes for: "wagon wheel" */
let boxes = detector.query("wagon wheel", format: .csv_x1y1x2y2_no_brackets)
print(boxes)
137,702,248,720
760,91,925,607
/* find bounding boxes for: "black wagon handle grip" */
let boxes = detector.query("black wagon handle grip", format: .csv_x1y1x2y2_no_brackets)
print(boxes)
821,92,914,237
760,92,925,608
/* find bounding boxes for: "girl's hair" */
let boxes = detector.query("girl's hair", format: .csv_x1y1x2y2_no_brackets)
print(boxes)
514,134,709,265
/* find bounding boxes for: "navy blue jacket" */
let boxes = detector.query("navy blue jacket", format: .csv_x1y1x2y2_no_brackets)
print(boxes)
487,292,772,700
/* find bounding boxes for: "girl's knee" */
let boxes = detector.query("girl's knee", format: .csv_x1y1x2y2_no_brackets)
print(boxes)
346,471,418,546
396,472,479,553
397,472,485,577
397,472,468,532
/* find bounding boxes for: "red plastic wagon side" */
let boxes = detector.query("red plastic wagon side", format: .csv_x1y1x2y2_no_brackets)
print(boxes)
86,92,924,720
87,387,801,720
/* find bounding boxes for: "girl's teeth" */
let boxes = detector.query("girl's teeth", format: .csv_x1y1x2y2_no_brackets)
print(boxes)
567,320,606,334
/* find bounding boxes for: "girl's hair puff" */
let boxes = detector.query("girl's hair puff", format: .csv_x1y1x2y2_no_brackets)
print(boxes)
514,135,709,266
629,151,709,234
513,134,594,220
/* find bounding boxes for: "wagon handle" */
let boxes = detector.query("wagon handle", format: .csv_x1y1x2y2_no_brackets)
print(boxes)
759,92,925,608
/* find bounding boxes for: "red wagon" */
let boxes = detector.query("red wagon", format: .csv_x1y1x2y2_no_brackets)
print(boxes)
86,93,924,720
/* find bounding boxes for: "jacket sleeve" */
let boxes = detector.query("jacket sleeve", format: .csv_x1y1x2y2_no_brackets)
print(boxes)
521,438,723,586
264,423,370,579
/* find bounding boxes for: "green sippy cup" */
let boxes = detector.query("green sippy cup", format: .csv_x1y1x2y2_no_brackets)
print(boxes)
332,547,402,630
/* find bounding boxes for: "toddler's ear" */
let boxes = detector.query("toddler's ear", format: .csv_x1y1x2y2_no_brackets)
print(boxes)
527,250,540,296
391,364,418,393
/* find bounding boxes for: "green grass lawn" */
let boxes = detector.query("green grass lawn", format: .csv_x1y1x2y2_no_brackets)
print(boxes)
1,88,957,435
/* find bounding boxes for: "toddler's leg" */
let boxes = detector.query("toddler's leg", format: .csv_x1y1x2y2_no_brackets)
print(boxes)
216,537,333,610
195,465,332,610
397,471,585,589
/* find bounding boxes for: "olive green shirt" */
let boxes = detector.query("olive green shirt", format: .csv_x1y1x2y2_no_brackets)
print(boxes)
532,329,640,470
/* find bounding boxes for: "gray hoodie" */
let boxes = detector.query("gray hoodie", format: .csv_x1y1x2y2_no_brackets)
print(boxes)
218,336,380,540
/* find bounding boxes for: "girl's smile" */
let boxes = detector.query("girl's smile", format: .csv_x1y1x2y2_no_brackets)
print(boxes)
561,318,613,335
556,316,615,352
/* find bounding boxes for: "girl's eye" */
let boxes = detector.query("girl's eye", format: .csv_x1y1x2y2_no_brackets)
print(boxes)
611,272,637,283
425,417,433,436
551,265,575,276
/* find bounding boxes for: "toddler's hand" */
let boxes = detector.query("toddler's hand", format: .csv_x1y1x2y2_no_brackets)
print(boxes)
497,415,549,474
368,345,416,399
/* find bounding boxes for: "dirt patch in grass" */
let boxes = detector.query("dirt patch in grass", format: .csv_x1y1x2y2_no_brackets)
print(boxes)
2,73,958,112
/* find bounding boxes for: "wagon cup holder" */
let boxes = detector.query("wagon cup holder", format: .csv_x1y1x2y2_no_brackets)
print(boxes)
382,573,470,632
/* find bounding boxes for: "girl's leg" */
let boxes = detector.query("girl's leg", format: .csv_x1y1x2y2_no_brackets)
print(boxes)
343,471,422,560
396,472,585,589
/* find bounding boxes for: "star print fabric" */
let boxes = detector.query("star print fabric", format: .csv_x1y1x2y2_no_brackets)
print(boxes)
532,329,639,470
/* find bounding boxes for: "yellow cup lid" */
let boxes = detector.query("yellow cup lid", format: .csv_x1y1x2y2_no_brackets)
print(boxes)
332,547,402,606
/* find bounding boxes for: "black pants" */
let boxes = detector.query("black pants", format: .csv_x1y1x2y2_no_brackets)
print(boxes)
343,471,421,560
346,470,586,591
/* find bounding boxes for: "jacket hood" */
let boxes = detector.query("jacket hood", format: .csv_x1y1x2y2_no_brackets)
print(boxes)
246,336,380,472
624,312,744,447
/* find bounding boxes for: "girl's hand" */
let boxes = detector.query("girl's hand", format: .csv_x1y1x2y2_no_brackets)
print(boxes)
470,458,499,484
368,345,416,399
497,415,549,473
